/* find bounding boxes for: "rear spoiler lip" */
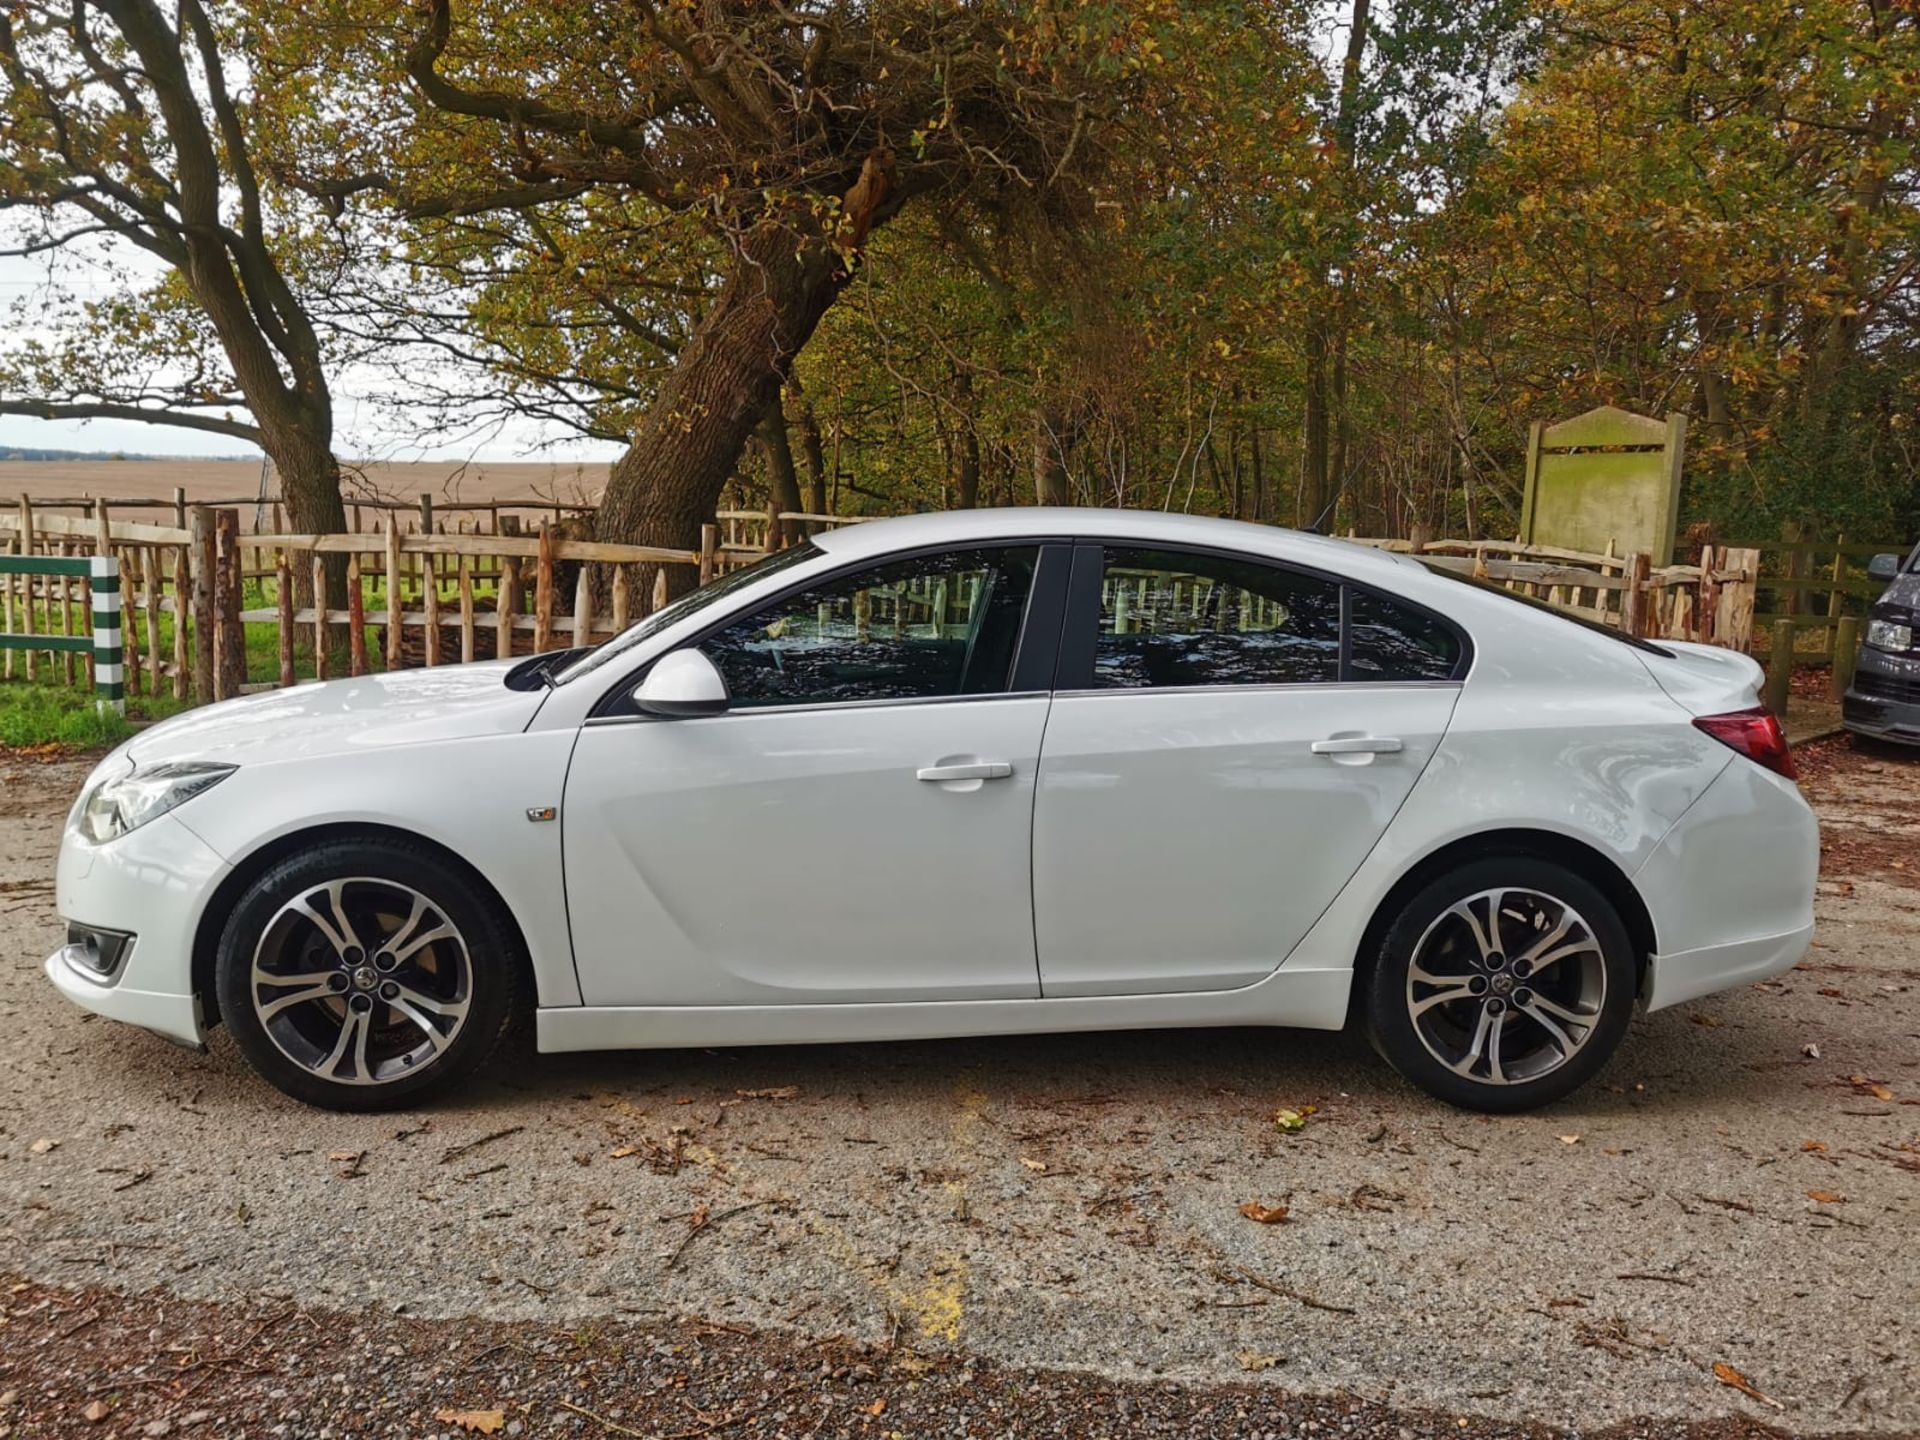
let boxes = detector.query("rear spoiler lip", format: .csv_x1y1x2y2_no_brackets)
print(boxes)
1634,639,1767,719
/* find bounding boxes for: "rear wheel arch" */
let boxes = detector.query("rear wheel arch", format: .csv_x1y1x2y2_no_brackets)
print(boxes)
1351,829,1658,1016
191,822,535,1030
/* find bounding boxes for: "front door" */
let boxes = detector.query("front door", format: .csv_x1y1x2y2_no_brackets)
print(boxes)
564,543,1064,1008
1033,543,1463,996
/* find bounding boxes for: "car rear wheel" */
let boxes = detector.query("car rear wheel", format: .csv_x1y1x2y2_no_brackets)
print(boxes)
214,837,523,1111
1363,857,1637,1112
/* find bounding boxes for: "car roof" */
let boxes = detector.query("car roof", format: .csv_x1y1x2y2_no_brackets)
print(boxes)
811,507,1421,582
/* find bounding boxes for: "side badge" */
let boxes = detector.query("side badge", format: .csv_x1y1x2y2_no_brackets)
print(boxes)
526,806,557,823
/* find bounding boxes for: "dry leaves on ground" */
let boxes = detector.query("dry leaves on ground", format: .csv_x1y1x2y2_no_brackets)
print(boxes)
1238,1201,1290,1225
434,1407,506,1434
1712,1363,1783,1410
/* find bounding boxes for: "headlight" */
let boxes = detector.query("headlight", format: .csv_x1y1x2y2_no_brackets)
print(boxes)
78,761,236,845
1866,618,1913,653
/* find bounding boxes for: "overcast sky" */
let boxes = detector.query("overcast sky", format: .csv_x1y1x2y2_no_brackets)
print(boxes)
0,247,625,463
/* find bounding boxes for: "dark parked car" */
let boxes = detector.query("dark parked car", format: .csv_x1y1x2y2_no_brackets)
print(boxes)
1843,543,1920,746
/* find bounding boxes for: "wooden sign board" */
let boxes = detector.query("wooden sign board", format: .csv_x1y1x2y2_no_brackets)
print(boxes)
1520,406,1686,566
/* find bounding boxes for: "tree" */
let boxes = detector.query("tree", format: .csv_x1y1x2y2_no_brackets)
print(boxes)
0,0,348,538
272,0,1284,582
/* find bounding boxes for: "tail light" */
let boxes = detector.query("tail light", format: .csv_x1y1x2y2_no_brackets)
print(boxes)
1693,708,1797,780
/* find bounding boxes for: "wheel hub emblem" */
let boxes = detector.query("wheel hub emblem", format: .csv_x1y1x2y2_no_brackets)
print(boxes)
351,966,379,991
1490,972,1515,996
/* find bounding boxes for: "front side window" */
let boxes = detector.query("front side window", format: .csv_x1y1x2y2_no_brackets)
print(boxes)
1092,547,1343,689
699,546,1040,708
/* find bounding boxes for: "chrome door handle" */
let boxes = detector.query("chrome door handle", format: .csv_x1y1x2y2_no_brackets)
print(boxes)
1310,736,1404,755
916,761,1013,782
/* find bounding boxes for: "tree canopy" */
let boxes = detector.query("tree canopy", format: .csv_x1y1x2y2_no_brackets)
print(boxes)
2,0,1915,547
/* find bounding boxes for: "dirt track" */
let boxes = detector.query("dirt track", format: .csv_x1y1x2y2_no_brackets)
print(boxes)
1,735,1916,1436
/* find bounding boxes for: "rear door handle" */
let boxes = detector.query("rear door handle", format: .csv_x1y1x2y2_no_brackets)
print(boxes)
1310,736,1404,755
916,761,1013,782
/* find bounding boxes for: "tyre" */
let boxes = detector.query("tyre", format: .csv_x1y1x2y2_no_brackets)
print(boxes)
214,836,524,1111
1362,856,1637,1113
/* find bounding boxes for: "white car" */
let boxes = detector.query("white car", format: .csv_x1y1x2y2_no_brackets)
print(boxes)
46,509,1817,1112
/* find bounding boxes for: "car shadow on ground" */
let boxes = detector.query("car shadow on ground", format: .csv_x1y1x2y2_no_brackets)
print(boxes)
84,990,1816,1125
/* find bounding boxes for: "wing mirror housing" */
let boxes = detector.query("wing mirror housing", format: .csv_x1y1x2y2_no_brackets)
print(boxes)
1868,553,1903,583
633,650,730,718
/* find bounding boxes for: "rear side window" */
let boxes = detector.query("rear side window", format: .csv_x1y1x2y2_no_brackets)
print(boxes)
1349,589,1462,681
1092,547,1343,689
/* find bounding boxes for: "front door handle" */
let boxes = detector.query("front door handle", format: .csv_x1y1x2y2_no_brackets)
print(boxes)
1310,736,1404,756
916,761,1013,782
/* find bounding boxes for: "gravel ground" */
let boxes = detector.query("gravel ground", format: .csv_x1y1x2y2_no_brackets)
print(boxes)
1,736,1915,1437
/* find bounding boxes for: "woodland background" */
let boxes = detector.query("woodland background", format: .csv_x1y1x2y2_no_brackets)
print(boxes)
2,0,1916,565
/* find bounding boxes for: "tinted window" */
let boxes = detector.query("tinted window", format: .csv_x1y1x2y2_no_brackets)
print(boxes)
1092,547,1342,689
1349,589,1462,681
700,546,1039,707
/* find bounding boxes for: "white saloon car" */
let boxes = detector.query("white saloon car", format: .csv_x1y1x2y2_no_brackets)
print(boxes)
47,510,1818,1112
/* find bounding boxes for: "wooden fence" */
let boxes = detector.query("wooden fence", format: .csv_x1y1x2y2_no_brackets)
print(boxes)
1,499,718,702
6,494,1896,707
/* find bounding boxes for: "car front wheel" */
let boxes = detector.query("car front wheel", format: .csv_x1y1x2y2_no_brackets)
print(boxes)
1364,857,1637,1112
214,837,523,1111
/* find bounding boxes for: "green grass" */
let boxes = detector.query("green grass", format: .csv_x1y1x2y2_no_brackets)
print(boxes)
1,564,504,748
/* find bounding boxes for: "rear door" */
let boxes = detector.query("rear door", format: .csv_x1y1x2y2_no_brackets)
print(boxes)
1032,543,1464,997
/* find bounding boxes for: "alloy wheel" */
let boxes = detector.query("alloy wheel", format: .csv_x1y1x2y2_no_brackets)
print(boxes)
1404,886,1607,1086
249,877,472,1086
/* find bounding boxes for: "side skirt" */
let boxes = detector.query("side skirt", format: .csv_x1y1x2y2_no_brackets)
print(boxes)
535,965,1352,1053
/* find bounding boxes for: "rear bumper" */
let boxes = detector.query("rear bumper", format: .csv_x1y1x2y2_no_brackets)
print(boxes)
1631,757,1818,1011
1643,921,1813,1012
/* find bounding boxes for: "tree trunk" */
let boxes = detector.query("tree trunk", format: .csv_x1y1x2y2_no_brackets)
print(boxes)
594,223,847,591
1300,319,1331,528
758,404,805,549
949,371,982,509
1032,405,1071,505
796,399,830,519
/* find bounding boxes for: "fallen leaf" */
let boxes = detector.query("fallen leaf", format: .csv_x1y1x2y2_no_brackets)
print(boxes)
735,1086,799,1100
1238,1201,1290,1224
1558,1134,1581,1146
1802,1043,1821,1059
433,1409,506,1434
1801,1139,1828,1152
864,1399,888,1416
1807,1189,1846,1204
1834,879,1855,896
327,1150,358,1163
1019,1157,1048,1173
29,1138,59,1155
81,1400,109,1423
1237,1351,1283,1371
1272,1106,1315,1133
609,1146,639,1159
1688,1012,1721,1028
1712,1362,1783,1409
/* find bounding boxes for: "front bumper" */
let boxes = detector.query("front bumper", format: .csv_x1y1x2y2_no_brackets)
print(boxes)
45,810,231,1049
1844,644,1920,745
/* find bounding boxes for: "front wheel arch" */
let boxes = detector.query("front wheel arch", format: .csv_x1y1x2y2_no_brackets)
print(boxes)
1348,829,1658,1026
191,822,536,1031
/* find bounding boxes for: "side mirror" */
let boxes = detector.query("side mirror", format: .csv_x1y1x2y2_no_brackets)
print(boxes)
633,650,730,718
1868,553,1903,583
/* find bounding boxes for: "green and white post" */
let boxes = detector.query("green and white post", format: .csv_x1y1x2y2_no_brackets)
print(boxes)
90,556,125,716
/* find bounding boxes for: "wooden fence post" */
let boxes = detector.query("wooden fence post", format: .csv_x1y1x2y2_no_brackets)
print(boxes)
213,508,244,699
534,524,555,652
277,551,296,688
700,524,718,585
348,554,368,676
171,543,189,700
1831,616,1860,703
1766,618,1795,717
1619,553,1651,638
385,521,404,671
311,551,330,681
189,506,216,704
496,555,519,661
